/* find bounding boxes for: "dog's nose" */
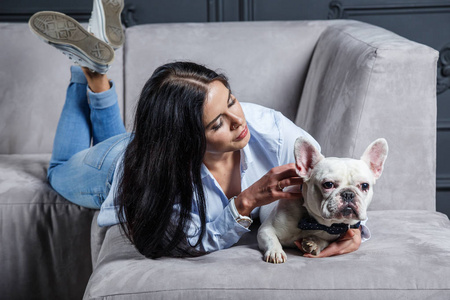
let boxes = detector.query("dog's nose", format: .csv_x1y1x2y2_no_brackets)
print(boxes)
341,191,355,202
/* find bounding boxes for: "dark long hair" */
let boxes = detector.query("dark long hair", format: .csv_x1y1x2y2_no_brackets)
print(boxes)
117,62,229,258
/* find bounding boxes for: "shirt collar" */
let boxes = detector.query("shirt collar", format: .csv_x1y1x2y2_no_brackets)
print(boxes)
240,143,253,173
201,163,210,179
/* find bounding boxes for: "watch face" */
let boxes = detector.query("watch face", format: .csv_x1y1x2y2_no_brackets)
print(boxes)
238,218,252,228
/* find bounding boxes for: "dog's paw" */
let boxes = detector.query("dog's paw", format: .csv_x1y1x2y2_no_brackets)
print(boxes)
263,249,287,264
301,237,321,256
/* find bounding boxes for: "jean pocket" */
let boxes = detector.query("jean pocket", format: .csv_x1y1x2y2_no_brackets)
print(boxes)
83,133,130,170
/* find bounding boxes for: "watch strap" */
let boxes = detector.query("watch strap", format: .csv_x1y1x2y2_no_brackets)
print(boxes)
229,196,253,228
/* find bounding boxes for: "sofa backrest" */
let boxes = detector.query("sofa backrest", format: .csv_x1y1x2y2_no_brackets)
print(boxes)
122,21,327,128
0,21,326,154
296,21,438,211
0,23,124,154
1,20,438,212
122,20,438,212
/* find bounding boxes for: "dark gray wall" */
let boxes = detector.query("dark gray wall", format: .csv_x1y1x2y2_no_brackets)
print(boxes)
2,0,450,217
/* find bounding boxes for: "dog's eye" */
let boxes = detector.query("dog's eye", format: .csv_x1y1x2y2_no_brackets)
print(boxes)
361,183,370,191
322,182,334,189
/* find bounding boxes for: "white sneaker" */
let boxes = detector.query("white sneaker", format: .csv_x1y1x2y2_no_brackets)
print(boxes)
29,11,114,74
88,0,125,50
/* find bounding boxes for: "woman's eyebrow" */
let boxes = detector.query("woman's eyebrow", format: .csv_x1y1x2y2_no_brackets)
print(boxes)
226,90,232,103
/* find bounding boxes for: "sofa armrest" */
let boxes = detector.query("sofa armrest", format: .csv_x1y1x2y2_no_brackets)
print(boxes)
296,20,439,211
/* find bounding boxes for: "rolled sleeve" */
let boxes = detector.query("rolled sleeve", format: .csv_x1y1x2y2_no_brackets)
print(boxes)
360,218,371,242
186,202,250,253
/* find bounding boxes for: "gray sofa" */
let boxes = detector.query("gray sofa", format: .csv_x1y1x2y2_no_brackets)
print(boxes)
1,19,450,299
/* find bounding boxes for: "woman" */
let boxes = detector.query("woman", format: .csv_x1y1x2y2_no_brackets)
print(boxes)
30,9,364,260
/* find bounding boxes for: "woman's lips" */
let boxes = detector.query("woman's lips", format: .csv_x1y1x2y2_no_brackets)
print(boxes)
236,125,248,141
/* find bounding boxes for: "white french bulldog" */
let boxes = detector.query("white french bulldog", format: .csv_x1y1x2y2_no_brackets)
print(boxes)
257,137,388,263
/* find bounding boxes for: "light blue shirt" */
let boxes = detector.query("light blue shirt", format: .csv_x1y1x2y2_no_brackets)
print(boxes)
98,103,369,252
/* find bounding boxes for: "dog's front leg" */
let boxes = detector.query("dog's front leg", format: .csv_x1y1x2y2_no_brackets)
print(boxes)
257,221,287,263
258,198,304,263
257,204,288,264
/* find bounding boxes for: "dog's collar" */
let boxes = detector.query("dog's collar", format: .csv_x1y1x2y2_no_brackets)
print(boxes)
298,218,361,235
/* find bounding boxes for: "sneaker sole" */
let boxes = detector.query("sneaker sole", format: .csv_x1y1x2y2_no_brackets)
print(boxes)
96,0,125,49
29,11,114,68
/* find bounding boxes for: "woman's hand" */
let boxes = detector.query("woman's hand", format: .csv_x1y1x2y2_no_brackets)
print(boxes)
234,163,302,216
295,228,362,258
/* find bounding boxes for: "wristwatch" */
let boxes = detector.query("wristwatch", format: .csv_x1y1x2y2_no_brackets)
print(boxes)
229,196,253,228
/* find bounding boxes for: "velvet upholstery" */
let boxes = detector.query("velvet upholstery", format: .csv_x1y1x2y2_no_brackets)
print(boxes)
0,23,121,299
0,20,448,300
85,211,450,299
0,154,95,299
296,21,438,211
122,21,328,127
85,20,448,299
124,20,438,213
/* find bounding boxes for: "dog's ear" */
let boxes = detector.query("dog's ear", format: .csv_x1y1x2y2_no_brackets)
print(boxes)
294,137,324,178
360,138,389,180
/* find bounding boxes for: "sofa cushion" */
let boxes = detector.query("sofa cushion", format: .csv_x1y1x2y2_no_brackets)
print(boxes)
84,210,450,299
0,154,95,299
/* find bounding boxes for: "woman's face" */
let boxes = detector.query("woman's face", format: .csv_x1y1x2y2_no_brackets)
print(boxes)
203,80,250,155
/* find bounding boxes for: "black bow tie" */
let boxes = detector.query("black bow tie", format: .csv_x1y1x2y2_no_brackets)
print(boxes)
298,218,361,235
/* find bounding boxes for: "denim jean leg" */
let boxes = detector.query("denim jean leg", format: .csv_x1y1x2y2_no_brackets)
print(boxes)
49,66,91,171
47,67,129,208
48,133,130,208
88,80,126,145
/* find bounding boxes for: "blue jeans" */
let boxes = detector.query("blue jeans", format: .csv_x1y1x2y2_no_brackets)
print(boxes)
47,66,128,209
